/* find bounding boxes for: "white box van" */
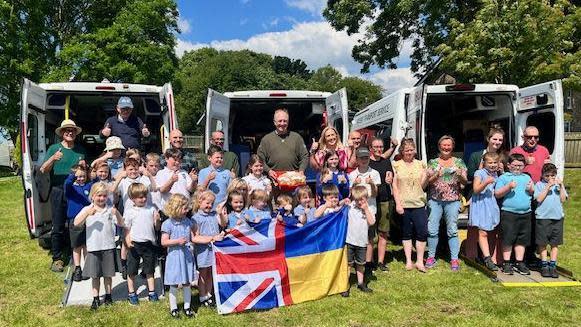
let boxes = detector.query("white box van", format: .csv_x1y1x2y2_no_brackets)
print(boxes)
204,88,350,180
20,78,178,245
352,80,565,178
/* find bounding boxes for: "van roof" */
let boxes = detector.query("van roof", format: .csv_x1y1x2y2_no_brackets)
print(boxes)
38,82,163,93
224,90,332,99
426,83,519,93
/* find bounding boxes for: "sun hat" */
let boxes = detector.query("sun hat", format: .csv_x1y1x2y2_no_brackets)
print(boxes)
55,119,82,136
117,96,134,109
104,136,126,152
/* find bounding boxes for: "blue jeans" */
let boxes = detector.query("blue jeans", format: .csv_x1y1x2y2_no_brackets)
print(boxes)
427,199,461,260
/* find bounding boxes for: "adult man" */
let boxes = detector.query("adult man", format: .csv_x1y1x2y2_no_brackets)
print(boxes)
510,126,551,183
198,130,239,176
100,97,150,150
40,119,86,272
257,108,309,179
164,129,198,172
346,131,362,173
368,138,395,272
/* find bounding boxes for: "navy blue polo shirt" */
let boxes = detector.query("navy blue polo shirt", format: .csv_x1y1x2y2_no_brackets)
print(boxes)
102,115,144,150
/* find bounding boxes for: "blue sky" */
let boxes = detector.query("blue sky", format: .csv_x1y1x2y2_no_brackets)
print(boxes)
175,0,416,94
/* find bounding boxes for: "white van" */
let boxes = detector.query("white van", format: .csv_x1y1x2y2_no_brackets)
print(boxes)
204,88,350,180
20,78,178,245
352,80,565,178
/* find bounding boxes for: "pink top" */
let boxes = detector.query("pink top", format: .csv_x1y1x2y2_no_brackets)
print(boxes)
313,147,348,171
510,145,550,183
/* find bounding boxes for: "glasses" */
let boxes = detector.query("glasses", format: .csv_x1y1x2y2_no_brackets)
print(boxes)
511,163,525,168
372,145,384,149
63,128,77,134
524,135,539,140
213,138,225,141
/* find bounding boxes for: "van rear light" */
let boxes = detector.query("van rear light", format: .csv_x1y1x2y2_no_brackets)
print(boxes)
269,92,287,97
96,86,116,90
445,84,475,91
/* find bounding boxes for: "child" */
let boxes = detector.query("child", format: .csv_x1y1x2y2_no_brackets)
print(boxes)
316,150,350,205
126,148,142,164
469,152,501,271
73,182,124,310
294,185,316,224
198,145,233,208
495,153,535,275
226,178,249,205
156,148,197,208
91,136,125,178
314,184,349,218
242,154,272,195
64,164,92,282
244,189,272,223
124,183,160,305
342,185,376,297
534,163,568,278
161,194,195,318
348,147,381,217
275,194,302,226
91,162,115,206
191,191,226,307
145,153,162,210
225,190,247,230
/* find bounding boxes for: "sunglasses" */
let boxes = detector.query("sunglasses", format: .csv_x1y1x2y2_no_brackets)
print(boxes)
63,128,77,134
524,135,539,140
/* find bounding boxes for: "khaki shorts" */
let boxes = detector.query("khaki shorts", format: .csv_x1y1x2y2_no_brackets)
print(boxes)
369,201,394,240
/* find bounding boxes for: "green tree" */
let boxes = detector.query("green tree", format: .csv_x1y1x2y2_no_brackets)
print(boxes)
307,65,343,91
437,0,580,89
323,0,480,75
272,56,312,79
338,76,382,111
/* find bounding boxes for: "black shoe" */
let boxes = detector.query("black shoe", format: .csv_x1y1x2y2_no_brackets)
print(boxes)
549,266,559,278
483,257,499,271
502,262,514,275
104,294,113,305
73,266,83,282
340,291,350,297
91,297,101,310
378,262,389,272
357,284,373,293
121,265,127,280
514,261,530,275
541,265,551,278
170,309,180,318
184,307,195,318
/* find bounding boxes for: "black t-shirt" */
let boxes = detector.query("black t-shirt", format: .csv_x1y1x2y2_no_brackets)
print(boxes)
369,157,393,201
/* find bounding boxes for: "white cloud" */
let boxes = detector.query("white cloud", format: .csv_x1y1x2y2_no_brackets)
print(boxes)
285,0,326,16
175,21,415,94
178,17,191,34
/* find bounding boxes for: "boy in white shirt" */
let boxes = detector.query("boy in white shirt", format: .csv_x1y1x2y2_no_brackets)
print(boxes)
156,148,197,208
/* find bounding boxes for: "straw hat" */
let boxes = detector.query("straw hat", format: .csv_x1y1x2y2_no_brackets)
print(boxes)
104,136,126,152
55,119,82,136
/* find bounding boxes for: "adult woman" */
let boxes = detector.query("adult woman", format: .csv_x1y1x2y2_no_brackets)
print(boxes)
425,136,467,271
309,126,348,171
392,138,429,272
467,126,506,180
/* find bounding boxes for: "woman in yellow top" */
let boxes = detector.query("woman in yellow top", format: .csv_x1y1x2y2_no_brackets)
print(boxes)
392,138,429,272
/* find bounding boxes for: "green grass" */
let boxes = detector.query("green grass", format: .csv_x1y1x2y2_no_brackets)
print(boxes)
0,172,580,326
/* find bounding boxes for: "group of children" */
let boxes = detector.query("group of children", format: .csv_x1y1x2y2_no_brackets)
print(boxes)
469,152,567,277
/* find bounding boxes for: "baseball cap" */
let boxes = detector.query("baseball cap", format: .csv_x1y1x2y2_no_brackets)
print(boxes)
356,147,370,158
117,96,134,109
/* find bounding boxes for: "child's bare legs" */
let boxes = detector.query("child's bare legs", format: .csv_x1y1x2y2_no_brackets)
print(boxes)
355,264,365,285
377,232,388,264
366,243,374,264
104,277,112,295
538,245,548,262
73,246,82,267
502,245,513,262
478,230,491,258
550,246,558,262
198,267,212,299
514,245,525,262
146,274,155,292
92,278,101,297
415,241,426,271
402,240,414,270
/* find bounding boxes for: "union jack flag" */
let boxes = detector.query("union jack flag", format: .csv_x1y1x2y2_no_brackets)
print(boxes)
212,220,293,314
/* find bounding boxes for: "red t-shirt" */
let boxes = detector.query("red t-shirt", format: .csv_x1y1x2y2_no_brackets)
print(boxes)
509,145,550,183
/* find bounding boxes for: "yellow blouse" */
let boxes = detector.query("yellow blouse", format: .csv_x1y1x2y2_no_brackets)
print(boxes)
393,159,427,208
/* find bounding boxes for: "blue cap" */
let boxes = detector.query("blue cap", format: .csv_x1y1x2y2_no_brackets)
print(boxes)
117,96,134,108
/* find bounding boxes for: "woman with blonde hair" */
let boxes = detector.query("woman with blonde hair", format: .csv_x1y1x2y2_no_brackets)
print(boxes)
309,126,348,171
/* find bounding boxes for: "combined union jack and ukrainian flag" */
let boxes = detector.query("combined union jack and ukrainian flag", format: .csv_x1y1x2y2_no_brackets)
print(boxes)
212,207,349,314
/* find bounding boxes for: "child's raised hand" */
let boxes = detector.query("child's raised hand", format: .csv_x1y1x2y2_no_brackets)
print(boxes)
527,180,534,192
139,166,148,176
189,168,198,182
354,176,362,184
208,171,217,181
555,177,563,186
171,171,179,183
87,204,98,216
322,172,331,183
342,198,351,206
509,180,517,189
365,175,372,184
338,174,347,184
115,169,127,180
485,176,495,185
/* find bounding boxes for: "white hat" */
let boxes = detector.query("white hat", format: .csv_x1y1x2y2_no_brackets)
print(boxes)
55,119,82,136
104,136,125,152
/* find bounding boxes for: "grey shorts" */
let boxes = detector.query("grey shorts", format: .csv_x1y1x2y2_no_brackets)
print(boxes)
347,244,366,266
83,249,117,278
536,219,564,246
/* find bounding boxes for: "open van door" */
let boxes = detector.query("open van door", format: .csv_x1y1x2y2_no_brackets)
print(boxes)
20,79,50,239
325,88,349,143
516,79,565,178
205,89,230,151
406,84,427,160
160,83,177,151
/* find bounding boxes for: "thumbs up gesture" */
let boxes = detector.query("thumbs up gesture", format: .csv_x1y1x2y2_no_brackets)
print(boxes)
310,138,319,152
142,124,150,137
102,123,112,137
509,180,517,189
53,148,64,161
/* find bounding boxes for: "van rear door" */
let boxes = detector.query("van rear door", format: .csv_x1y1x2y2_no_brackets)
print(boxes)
406,84,427,160
160,83,177,151
516,79,565,177
20,78,50,238
205,89,230,151
325,88,349,143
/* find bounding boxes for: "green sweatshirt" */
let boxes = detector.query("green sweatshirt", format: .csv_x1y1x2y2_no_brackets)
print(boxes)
257,131,309,172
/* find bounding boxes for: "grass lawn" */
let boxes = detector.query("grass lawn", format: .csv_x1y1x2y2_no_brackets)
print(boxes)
0,172,580,326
